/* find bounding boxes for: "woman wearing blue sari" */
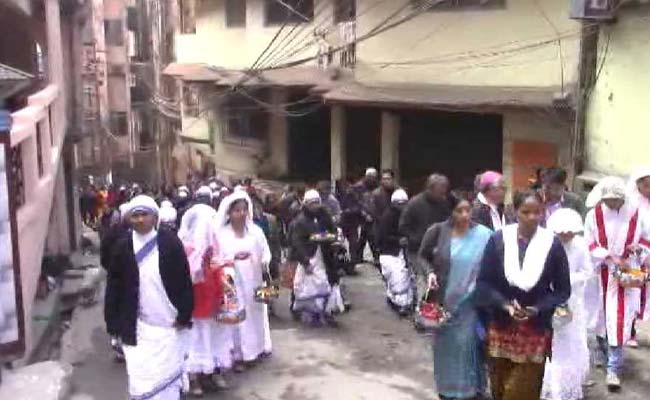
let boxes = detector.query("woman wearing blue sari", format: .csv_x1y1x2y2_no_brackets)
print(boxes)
419,195,492,399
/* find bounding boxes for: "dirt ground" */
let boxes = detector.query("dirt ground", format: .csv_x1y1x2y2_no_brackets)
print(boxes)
66,263,650,400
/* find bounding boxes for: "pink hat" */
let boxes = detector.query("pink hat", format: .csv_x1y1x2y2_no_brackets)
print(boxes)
479,171,503,191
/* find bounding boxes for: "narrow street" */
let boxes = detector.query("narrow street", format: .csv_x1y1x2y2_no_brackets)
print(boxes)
64,261,650,400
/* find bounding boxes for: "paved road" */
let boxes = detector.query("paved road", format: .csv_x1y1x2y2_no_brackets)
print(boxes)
65,263,650,400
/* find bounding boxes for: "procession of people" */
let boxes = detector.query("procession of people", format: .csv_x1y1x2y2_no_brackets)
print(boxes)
95,165,650,400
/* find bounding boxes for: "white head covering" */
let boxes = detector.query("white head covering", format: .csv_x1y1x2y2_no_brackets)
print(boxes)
365,167,378,177
178,203,218,282
586,176,626,208
233,185,246,192
209,182,219,191
627,166,650,208
215,190,254,229
119,201,132,221
179,185,189,193
391,188,408,203
159,201,177,224
129,195,159,216
303,189,321,204
196,185,213,199
547,208,584,234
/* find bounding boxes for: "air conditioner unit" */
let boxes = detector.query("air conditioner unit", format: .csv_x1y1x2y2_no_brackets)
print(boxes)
570,0,620,20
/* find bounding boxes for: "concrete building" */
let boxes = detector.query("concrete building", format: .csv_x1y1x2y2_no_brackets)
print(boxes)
581,2,650,185
0,0,86,361
166,0,581,191
77,0,180,186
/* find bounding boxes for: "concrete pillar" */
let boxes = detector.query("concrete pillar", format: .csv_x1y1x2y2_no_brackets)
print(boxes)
268,89,289,176
381,111,400,179
330,105,346,182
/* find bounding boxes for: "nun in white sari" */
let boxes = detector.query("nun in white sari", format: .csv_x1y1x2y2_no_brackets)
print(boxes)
215,191,272,366
110,195,193,400
542,209,592,400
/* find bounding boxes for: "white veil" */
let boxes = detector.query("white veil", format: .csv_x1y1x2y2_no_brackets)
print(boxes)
215,190,255,230
215,190,271,266
177,203,219,282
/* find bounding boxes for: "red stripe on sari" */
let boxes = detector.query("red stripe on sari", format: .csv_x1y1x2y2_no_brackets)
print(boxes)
617,285,626,346
595,203,608,249
601,266,609,318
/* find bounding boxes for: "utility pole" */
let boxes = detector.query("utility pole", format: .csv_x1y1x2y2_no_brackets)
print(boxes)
570,21,600,190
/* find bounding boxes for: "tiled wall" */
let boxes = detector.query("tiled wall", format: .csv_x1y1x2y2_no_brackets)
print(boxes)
0,143,19,345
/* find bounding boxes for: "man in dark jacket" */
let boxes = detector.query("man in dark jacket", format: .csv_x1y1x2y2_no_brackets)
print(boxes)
539,167,586,223
399,174,451,293
352,168,380,266
471,171,511,232
106,195,193,399
372,169,398,223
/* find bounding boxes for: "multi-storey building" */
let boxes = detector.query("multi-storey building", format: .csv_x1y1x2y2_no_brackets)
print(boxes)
0,0,86,361
166,0,581,191
78,0,180,186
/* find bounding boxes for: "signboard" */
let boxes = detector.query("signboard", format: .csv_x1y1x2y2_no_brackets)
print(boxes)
0,113,25,359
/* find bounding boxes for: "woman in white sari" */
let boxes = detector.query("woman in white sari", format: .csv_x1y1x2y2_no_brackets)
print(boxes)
178,197,230,396
215,190,272,370
542,208,592,400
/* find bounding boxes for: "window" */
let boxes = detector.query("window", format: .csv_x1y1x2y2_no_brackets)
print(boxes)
413,0,505,10
226,0,247,27
265,0,314,25
109,112,129,136
221,90,269,146
104,20,123,46
127,7,138,31
334,0,356,23
180,0,196,34
183,84,200,117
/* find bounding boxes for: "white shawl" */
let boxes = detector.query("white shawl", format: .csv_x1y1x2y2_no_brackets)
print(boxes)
503,224,555,292
177,203,219,283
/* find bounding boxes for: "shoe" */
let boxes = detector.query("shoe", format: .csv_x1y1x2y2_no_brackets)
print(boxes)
583,379,596,388
210,373,229,390
627,339,639,348
188,378,204,397
606,372,621,391
233,363,246,373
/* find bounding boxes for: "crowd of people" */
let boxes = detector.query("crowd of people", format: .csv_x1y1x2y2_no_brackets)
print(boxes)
94,165,650,400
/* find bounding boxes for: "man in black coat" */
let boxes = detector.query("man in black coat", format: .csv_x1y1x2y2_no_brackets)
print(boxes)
399,174,451,296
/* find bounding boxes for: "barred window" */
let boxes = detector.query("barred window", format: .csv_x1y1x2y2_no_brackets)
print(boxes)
265,0,314,25
221,90,269,146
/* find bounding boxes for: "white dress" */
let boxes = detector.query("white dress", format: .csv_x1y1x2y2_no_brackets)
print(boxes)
542,237,592,400
123,230,185,400
217,224,272,363
584,203,650,346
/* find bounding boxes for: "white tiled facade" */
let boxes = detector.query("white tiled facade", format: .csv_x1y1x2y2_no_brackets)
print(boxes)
0,144,19,345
